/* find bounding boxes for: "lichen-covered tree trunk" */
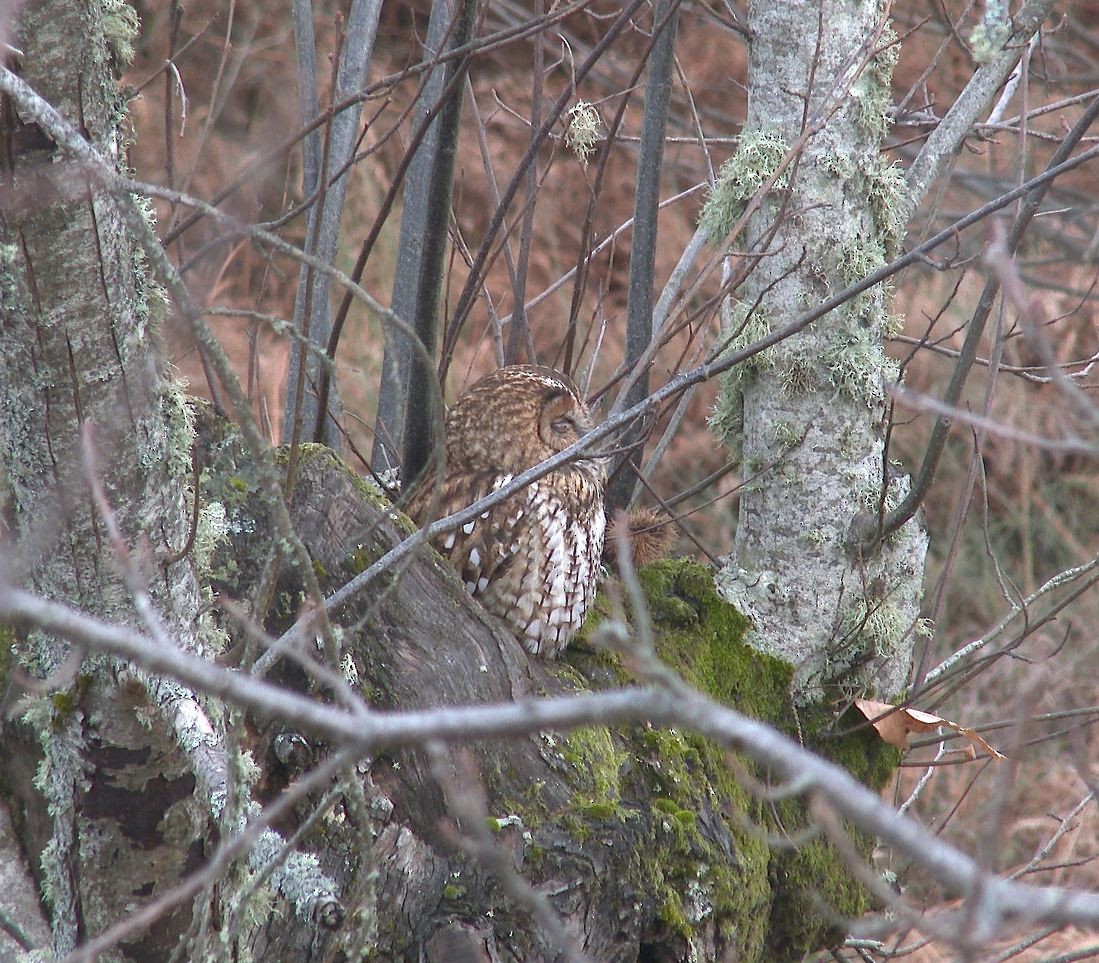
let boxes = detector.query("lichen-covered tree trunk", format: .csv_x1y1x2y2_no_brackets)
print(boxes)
0,1,211,955
711,0,928,701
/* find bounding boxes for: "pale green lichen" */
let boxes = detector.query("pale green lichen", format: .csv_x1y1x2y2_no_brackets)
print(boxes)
852,23,900,139
843,459,903,514
776,347,817,397
701,129,791,239
0,242,22,325
819,149,856,183
771,422,798,450
823,330,899,407
883,310,905,339
970,2,1010,63
709,303,778,448
720,304,776,373
865,157,908,256
193,500,230,573
805,528,828,549
708,376,744,449
837,598,911,664
234,748,262,792
129,194,169,339
565,101,602,167
101,0,140,70
144,381,196,481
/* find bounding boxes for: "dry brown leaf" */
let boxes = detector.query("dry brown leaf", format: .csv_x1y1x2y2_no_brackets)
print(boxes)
854,699,1006,759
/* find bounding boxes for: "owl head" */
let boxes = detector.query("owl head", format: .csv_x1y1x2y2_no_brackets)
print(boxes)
445,365,601,476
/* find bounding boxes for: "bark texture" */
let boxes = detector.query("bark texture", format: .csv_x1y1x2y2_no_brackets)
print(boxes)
711,0,928,701
0,1,210,956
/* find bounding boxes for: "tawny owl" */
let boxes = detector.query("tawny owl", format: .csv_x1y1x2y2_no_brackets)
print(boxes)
407,365,606,658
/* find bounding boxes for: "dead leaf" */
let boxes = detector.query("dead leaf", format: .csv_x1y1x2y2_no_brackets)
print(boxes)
854,699,1006,759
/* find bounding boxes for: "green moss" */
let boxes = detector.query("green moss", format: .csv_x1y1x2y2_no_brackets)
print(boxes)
657,886,692,936
577,802,618,821
639,561,789,719
563,561,900,959
763,702,900,953
50,691,75,717
560,725,625,811
347,548,372,575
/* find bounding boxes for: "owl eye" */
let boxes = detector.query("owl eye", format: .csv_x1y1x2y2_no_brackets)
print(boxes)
551,416,575,433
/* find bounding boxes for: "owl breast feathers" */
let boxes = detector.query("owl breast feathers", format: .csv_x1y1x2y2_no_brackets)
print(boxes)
407,365,606,658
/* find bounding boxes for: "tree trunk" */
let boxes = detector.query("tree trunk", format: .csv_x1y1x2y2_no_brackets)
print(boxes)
0,0,211,955
710,0,929,702
196,411,898,962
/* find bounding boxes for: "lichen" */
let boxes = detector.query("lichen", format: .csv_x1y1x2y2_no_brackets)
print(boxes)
701,129,791,240
970,2,1010,63
823,329,899,408
193,501,230,574
775,347,816,397
865,157,908,258
565,101,602,167
709,302,777,447
101,0,140,70
852,23,900,140
837,597,910,664
708,374,745,449
843,458,905,514
771,422,798,450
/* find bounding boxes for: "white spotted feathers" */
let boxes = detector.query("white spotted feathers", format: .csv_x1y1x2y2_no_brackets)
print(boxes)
406,365,606,657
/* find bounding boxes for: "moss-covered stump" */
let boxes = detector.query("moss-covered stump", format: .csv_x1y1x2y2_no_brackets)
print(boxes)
567,561,900,959
196,412,899,961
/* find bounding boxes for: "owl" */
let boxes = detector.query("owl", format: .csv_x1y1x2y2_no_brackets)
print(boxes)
407,365,606,658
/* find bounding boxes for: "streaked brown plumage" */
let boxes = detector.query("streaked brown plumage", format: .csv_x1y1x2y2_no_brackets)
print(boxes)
407,365,606,657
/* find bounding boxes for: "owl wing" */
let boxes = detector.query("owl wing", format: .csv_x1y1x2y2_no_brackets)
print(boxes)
413,472,529,602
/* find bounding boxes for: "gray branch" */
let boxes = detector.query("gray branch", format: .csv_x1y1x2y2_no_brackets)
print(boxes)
284,0,384,449
903,0,1057,219
6,584,1099,934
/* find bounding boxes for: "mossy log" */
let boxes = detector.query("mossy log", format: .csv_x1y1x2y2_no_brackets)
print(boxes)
199,408,898,962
